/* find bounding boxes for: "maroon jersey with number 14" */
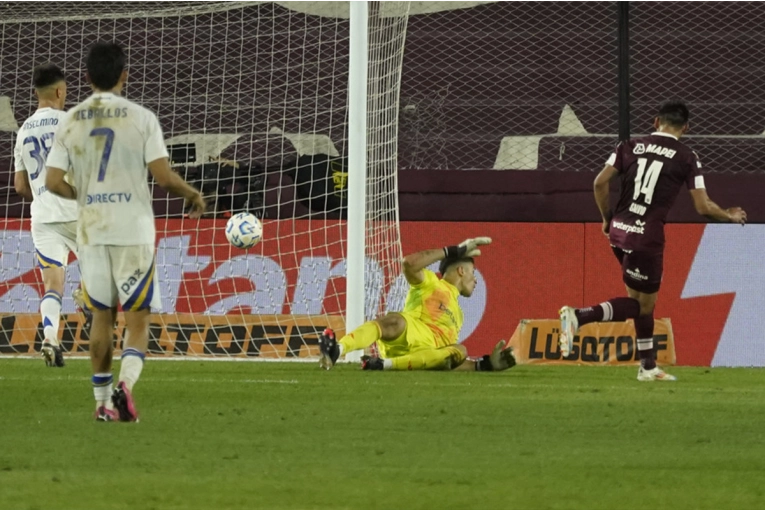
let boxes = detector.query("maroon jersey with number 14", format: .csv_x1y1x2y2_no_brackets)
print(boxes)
607,132,704,253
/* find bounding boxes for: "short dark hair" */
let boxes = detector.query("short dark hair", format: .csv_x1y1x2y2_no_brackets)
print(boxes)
439,256,474,276
33,63,65,89
657,100,689,128
86,41,126,90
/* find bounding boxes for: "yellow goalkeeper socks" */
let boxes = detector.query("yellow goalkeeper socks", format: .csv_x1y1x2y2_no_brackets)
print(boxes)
338,321,382,355
388,346,466,371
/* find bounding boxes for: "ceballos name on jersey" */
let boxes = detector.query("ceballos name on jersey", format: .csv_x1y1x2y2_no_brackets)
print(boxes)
74,107,129,121
86,193,132,204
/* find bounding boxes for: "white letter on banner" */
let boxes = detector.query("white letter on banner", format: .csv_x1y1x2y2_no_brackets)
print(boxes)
384,274,408,314
326,258,383,320
0,231,37,312
0,230,35,282
682,224,765,367
364,258,384,320
291,257,333,315
156,235,212,313
458,268,487,343
0,284,39,313
204,255,286,315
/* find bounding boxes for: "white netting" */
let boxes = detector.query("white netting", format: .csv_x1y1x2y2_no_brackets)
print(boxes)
0,1,409,359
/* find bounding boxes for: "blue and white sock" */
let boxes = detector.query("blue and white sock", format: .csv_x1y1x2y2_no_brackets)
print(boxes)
92,373,113,408
40,290,62,345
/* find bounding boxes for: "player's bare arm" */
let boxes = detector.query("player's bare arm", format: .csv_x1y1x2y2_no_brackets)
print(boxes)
594,164,618,235
689,188,747,225
13,139,33,200
402,248,448,285
402,237,492,285
13,170,33,201
45,166,76,199
147,157,206,219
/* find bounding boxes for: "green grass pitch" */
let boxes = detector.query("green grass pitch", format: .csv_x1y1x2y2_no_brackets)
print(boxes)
1,360,764,510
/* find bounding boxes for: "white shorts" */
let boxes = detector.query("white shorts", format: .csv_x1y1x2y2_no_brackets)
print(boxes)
32,221,77,269
79,244,162,312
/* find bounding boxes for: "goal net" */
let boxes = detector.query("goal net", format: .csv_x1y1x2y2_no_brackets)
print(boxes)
0,1,409,360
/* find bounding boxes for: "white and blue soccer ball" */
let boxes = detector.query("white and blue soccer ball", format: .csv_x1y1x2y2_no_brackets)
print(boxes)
225,212,263,249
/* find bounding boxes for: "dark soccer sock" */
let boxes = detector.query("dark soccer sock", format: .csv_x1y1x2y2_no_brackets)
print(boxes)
635,313,656,370
575,297,640,326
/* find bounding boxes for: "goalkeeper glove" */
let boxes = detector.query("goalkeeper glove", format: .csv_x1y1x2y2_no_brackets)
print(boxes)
443,237,492,259
475,339,517,372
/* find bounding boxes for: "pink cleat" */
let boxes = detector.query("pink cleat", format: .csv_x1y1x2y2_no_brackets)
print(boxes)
111,382,140,422
94,406,119,422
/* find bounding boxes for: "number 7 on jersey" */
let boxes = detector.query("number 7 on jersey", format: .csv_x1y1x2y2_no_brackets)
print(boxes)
89,127,115,182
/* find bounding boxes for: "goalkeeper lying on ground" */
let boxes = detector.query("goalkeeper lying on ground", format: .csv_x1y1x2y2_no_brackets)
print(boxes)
318,237,515,372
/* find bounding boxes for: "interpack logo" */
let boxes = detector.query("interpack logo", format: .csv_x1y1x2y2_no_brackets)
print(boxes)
0,313,345,359
509,319,676,366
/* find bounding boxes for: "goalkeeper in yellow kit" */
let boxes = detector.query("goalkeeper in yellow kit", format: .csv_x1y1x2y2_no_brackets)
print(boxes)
318,237,515,372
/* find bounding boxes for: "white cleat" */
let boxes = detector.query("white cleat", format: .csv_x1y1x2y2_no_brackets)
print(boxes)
41,339,65,367
41,343,55,366
558,306,578,358
637,366,677,382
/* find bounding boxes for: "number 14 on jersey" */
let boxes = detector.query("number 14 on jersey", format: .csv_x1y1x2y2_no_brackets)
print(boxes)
633,157,664,205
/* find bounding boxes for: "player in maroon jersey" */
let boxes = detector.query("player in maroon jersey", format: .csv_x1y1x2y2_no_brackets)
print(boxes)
558,101,747,381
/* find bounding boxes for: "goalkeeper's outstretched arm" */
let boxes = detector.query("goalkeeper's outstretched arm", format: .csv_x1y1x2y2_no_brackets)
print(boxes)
452,339,516,372
402,237,492,285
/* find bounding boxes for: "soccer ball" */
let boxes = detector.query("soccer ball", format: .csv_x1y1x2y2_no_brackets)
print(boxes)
225,212,263,249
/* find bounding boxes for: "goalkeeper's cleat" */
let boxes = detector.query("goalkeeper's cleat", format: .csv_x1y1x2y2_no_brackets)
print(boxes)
558,306,578,358
94,406,119,422
361,355,384,371
111,382,140,422
489,339,516,371
41,340,65,368
72,287,93,333
637,366,677,382
318,328,340,370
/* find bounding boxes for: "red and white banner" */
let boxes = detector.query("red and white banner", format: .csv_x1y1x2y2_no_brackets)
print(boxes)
0,220,760,366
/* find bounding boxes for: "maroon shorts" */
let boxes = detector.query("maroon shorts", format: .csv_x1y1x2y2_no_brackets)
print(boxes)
611,247,663,294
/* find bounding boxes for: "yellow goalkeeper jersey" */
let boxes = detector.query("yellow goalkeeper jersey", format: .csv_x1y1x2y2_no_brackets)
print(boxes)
401,269,464,347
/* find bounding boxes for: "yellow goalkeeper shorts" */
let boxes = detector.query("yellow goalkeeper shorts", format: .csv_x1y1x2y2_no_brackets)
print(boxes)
376,312,442,359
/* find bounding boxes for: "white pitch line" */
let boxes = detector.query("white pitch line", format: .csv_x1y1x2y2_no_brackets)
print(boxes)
356,378,765,394
1,373,762,394
0,355,320,363
0,375,299,385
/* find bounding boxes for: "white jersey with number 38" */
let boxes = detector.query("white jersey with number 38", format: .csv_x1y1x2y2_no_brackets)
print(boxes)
46,92,168,246
13,108,78,224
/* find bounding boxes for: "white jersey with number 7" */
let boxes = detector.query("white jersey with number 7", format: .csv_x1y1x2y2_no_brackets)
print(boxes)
46,92,168,246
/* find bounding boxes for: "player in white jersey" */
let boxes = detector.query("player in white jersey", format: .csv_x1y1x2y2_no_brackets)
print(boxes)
46,42,205,422
13,63,77,368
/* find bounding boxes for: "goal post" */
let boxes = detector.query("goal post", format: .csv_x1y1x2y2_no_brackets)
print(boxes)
0,1,411,360
345,0,370,362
